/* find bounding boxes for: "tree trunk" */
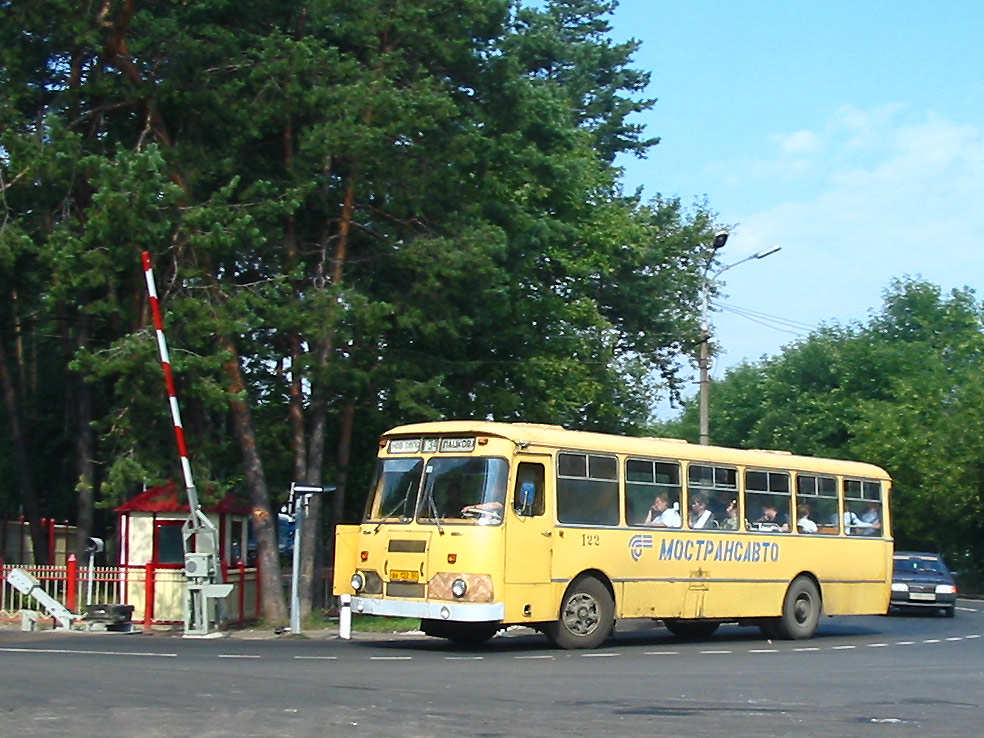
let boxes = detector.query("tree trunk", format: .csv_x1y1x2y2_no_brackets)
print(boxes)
220,336,288,624
326,397,357,593
0,334,47,563
72,316,97,559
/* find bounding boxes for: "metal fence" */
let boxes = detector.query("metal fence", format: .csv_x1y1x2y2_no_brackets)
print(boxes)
1,562,261,628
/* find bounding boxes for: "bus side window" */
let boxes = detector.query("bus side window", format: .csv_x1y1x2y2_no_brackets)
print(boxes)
515,462,545,517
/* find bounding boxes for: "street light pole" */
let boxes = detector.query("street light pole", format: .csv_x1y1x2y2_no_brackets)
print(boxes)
698,241,781,445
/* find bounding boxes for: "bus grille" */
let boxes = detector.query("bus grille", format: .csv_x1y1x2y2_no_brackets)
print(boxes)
388,540,427,553
386,582,426,598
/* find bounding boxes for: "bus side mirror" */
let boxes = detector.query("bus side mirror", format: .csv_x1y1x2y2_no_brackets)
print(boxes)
517,482,537,515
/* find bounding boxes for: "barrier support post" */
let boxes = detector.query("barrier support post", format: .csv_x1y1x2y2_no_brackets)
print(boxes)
66,554,78,613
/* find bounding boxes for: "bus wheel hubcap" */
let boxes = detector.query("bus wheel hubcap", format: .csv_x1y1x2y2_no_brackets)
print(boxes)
794,595,811,623
563,593,599,635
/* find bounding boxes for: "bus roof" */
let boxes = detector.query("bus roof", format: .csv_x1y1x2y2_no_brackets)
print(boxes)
382,420,891,480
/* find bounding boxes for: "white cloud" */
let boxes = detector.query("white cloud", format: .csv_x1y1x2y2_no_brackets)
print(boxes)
709,106,984,370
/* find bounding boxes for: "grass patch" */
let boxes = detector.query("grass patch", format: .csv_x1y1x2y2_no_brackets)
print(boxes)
316,612,420,632
349,615,421,632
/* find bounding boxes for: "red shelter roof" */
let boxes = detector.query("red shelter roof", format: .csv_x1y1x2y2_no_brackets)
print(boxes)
114,482,251,516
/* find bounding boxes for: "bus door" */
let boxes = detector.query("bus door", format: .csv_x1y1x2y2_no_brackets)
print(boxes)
504,459,552,584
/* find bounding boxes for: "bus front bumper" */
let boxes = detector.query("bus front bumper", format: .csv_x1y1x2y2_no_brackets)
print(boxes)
351,597,505,622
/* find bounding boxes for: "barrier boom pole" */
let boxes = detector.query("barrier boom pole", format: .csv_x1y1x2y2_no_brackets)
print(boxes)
142,251,227,636
141,251,204,523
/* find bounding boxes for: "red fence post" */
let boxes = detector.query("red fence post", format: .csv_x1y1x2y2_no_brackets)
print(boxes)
144,562,155,632
47,518,55,565
66,554,78,612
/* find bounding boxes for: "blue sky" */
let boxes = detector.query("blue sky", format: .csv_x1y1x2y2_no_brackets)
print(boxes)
605,1,984,411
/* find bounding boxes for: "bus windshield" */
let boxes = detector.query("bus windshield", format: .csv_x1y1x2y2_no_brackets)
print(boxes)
365,457,424,522
416,456,509,526
363,455,509,525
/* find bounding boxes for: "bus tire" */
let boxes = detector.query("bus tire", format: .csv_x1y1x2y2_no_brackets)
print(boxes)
775,576,821,640
663,619,720,639
421,620,500,647
544,576,614,650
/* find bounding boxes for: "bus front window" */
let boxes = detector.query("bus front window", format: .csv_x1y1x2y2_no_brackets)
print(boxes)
417,457,509,525
364,457,424,522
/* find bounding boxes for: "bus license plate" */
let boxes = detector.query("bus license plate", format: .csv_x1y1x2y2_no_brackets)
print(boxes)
910,592,935,601
390,570,419,582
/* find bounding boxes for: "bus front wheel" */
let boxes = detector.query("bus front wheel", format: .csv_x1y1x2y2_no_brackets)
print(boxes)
776,576,821,640
544,576,614,650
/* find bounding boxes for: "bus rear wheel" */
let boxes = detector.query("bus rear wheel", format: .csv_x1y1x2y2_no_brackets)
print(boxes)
544,576,614,650
775,577,821,640
663,619,720,639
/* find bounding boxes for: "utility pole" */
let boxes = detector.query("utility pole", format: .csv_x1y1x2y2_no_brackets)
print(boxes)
698,237,782,445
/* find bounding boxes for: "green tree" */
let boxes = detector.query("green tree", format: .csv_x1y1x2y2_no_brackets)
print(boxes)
668,278,984,584
1,0,722,616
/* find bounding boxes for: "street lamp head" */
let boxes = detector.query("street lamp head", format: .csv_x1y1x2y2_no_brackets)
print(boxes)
753,245,781,259
711,231,729,250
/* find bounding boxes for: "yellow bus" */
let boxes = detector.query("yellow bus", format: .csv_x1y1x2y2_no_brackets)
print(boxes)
333,421,892,648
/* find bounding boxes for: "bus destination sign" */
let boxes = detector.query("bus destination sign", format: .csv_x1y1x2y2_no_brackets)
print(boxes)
388,437,476,454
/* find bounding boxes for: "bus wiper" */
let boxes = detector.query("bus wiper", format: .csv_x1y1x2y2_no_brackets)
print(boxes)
374,488,413,533
426,492,444,535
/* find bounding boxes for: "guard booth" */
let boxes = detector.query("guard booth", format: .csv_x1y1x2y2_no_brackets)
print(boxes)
115,483,251,625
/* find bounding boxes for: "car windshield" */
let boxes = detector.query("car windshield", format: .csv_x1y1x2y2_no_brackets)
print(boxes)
894,556,946,575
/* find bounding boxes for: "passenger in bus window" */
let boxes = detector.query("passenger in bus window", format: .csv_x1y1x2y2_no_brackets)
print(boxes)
689,493,715,529
755,501,790,532
719,499,739,530
796,503,818,533
643,493,681,528
845,502,881,536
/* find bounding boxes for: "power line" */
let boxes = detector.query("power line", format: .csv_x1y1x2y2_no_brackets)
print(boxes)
717,301,815,336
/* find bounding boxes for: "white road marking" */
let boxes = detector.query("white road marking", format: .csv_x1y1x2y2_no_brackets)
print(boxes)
0,647,176,657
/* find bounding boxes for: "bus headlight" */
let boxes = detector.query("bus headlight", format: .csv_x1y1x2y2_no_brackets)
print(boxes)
350,572,365,592
451,579,468,598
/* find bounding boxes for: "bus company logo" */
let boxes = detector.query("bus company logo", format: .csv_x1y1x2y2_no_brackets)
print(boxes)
628,534,653,561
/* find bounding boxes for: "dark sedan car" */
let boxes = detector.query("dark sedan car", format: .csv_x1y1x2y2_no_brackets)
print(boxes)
890,551,957,617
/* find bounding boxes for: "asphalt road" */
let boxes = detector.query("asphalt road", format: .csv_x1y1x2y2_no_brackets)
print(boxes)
2,600,981,738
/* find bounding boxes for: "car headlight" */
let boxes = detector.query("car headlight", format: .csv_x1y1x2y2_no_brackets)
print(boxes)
451,578,468,598
935,584,957,594
891,582,909,592
350,572,365,592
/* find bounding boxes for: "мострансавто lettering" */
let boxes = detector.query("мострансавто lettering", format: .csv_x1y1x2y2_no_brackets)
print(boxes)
658,538,780,563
